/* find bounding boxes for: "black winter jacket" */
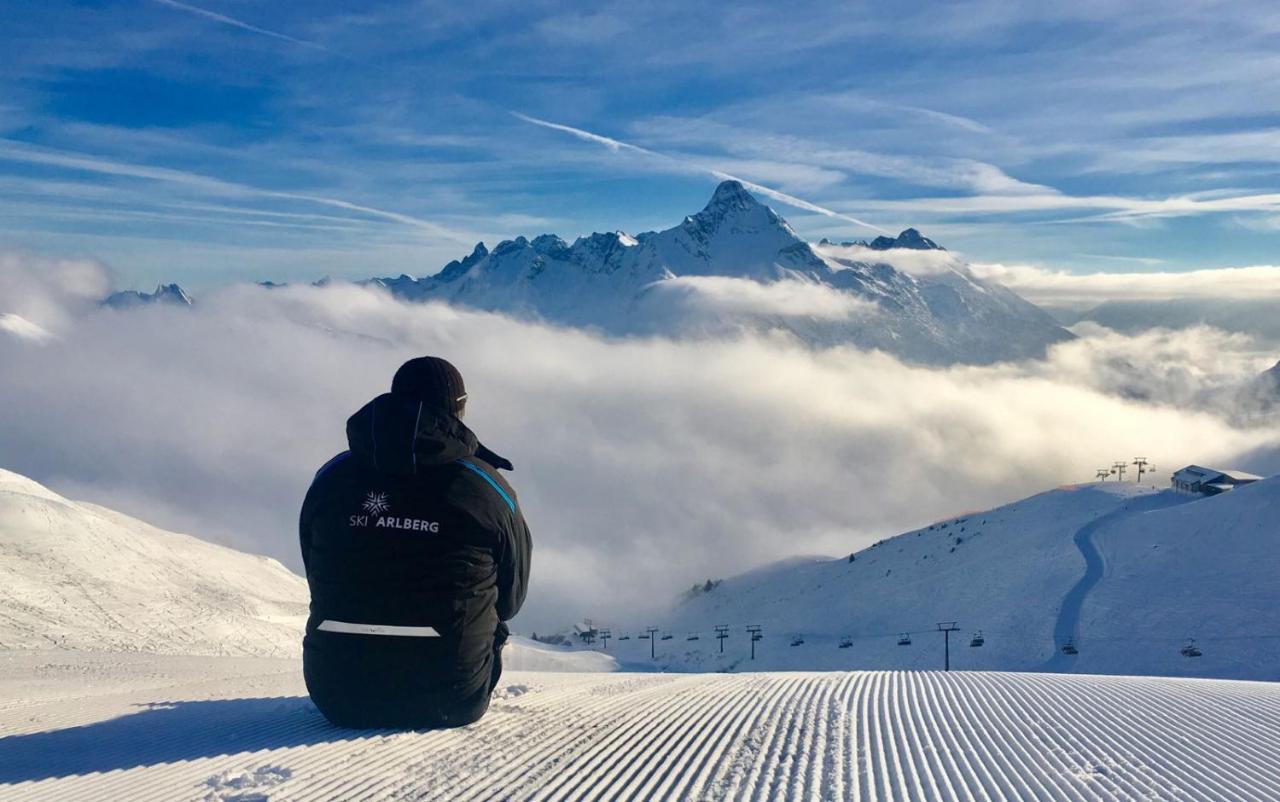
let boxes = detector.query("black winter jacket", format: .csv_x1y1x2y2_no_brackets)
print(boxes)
299,393,531,726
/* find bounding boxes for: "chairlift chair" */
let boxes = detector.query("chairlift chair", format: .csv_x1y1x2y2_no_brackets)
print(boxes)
1181,639,1202,658
790,636,805,647
970,630,985,648
687,633,699,641
897,633,912,646
839,636,852,649
660,633,673,641
618,635,631,641
638,633,650,640
1061,639,1078,655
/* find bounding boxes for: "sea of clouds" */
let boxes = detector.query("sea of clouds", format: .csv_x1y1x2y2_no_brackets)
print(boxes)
1,252,1278,631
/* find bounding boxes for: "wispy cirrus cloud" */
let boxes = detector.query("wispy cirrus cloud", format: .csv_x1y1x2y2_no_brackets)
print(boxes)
0,139,478,245
625,113,1032,196
852,190,1280,223
619,113,1280,226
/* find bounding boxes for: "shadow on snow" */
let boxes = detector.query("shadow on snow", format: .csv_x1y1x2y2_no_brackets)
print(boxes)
0,696,408,783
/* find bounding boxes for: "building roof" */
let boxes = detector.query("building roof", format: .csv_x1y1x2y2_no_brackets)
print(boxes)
1172,465,1217,482
1218,469,1264,482
1172,465,1263,484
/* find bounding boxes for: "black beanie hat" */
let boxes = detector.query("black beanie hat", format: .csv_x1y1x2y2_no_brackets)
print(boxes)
391,356,467,415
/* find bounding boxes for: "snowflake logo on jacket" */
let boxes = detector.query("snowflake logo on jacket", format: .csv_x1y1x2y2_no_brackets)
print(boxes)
362,491,390,515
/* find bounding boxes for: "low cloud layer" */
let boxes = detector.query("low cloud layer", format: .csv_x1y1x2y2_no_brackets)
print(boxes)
814,242,966,277
640,275,878,322
2,257,1278,631
0,252,112,333
969,262,1280,307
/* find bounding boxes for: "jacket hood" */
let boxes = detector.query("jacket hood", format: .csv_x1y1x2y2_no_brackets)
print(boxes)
346,393,512,475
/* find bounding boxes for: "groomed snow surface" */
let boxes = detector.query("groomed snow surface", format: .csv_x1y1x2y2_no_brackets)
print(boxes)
3,650,1280,801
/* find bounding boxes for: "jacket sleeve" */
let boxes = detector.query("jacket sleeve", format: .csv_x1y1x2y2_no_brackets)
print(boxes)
496,508,532,621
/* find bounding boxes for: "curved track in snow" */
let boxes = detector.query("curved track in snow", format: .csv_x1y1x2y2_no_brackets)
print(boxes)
1043,492,1186,673
3,652,1280,801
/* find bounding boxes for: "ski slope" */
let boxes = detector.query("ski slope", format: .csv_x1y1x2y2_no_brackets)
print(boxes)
2,650,1280,801
630,478,1280,680
0,469,308,656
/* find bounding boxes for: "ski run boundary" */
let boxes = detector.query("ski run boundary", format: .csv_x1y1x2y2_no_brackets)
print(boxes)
3,652,1280,801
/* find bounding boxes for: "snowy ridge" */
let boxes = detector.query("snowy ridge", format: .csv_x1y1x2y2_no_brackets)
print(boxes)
371,181,1073,365
2,651,1279,801
503,635,618,672
0,469,308,657
627,478,1280,680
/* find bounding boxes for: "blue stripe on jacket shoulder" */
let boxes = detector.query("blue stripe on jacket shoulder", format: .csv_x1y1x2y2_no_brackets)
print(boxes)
314,451,351,480
456,459,516,513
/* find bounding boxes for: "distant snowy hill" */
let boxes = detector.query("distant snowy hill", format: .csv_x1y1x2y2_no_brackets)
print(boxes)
0,468,307,657
503,636,618,672
371,181,1072,365
0,468,616,670
1060,298,1280,342
0,313,53,343
612,477,1280,680
1240,359,1280,415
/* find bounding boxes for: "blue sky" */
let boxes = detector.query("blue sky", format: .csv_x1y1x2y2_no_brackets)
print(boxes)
2,0,1279,289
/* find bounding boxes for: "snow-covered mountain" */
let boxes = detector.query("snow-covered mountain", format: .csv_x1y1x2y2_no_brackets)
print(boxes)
605,476,1280,680
0,468,307,657
821,227,945,251
372,181,1073,365
103,283,193,309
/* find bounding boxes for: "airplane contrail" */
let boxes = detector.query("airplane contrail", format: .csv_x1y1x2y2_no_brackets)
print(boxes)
151,0,340,56
511,112,888,234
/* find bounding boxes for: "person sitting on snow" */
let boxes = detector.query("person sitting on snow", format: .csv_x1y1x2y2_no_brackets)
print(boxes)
299,356,532,728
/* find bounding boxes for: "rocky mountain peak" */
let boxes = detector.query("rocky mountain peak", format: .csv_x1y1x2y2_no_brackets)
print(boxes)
702,179,760,214
867,228,945,251
103,283,194,309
